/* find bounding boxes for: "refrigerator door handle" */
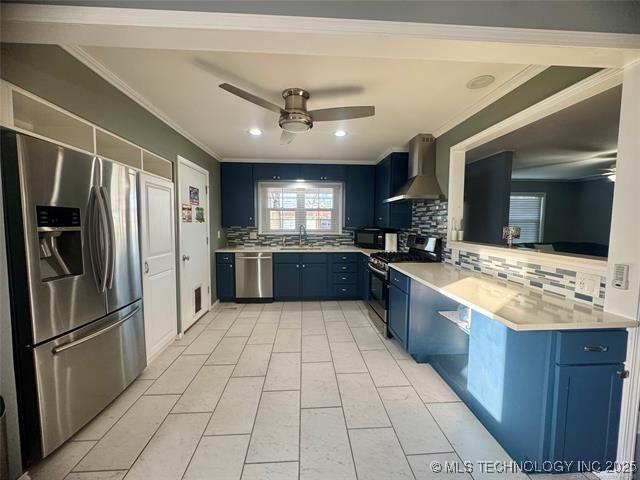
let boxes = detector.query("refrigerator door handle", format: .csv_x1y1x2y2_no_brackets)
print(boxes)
100,186,116,289
88,186,105,291
93,185,110,292
51,305,141,355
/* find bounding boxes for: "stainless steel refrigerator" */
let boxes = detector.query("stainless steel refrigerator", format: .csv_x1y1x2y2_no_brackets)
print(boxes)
1,131,146,466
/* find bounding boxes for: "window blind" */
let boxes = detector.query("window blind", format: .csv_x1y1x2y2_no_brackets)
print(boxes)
258,181,343,234
509,193,545,243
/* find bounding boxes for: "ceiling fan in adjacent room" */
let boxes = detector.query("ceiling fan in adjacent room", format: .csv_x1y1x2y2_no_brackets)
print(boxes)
218,83,375,144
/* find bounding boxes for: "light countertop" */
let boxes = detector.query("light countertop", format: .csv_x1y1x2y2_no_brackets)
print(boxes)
215,246,378,256
390,262,637,332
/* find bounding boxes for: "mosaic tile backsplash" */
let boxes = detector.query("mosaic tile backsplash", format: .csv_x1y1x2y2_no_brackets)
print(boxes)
224,198,606,306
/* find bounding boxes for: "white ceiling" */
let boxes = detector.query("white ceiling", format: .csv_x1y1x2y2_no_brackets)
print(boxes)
81,46,529,162
466,85,622,180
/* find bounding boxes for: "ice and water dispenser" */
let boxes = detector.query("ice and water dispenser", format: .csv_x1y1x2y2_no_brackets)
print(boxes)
36,206,83,281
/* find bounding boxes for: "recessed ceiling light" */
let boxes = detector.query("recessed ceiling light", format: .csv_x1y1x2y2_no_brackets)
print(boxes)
466,75,495,90
334,130,347,137
248,128,262,136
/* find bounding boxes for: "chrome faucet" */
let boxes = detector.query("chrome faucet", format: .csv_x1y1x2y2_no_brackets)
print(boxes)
299,224,307,247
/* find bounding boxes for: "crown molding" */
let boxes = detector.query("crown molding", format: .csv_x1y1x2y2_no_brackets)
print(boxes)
221,158,379,165
61,45,222,161
433,65,549,137
375,146,410,163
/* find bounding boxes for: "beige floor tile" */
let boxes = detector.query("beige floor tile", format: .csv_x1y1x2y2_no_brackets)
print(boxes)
74,380,153,441
206,336,248,365
300,408,356,480
349,428,415,480
206,314,236,330
123,413,208,480
173,323,207,346
264,352,301,391
396,360,459,403
75,395,178,471
205,377,263,435
248,323,278,345
337,373,390,429
226,317,258,337
302,316,326,335
279,313,302,329
330,342,368,374
301,362,340,408
325,322,354,342
273,328,302,353
183,434,250,480
172,365,234,413
139,346,185,380
29,440,95,480
361,349,410,387
183,329,225,355
351,326,386,350
407,453,472,480
246,390,300,463
65,472,127,480
146,355,208,395
241,462,299,480
233,344,272,377
301,335,331,363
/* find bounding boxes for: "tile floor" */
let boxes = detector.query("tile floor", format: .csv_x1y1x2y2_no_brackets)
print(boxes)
27,301,596,480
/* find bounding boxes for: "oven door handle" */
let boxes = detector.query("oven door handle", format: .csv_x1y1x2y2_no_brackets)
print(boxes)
368,263,387,277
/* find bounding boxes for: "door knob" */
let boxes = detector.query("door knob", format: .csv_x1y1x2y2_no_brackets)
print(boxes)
144,261,149,274
182,254,191,261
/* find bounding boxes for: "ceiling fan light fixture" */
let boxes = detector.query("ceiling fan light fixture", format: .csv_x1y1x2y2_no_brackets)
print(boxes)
248,128,263,136
333,130,347,137
466,75,495,90
279,113,313,133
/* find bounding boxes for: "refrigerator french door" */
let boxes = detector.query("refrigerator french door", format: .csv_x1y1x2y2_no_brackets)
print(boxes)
1,131,146,466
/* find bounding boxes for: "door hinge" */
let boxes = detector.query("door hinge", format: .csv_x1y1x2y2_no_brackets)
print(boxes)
207,286,210,293
206,237,209,245
617,370,630,379
205,186,208,195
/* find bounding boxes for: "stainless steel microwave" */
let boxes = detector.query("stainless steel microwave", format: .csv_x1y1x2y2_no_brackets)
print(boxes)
353,228,385,249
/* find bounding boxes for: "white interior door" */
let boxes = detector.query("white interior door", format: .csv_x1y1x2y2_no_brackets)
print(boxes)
139,173,178,361
178,156,210,332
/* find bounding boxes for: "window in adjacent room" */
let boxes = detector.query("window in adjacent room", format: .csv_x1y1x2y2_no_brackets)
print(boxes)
258,182,343,234
508,193,545,243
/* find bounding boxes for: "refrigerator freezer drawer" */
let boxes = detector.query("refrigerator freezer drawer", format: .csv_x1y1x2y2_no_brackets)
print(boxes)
33,300,146,457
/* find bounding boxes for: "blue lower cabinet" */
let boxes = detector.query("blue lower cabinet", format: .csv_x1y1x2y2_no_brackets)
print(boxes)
407,279,627,471
360,254,370,300
332,284,358,298
273,263,300,299
215,261,235,301
301,263,328,298
388,284,408,347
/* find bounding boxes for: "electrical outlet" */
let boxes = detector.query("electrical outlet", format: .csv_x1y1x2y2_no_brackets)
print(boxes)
576,272,600,297
451,249,460,263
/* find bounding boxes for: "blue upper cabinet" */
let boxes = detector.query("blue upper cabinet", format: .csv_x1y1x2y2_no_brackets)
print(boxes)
374,153,411,229
221,163,255,227
299,164,345,181
254,163,300,181
345,165,375,228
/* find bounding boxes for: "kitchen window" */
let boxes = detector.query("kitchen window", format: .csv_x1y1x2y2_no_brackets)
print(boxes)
509,193,545,243
258,181,343,234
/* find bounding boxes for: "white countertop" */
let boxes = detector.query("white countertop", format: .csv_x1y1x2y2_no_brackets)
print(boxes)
390,262,637,332
215,246,377,256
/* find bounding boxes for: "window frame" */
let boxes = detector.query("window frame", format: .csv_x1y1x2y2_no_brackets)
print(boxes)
257,181,344,235
508,192,546,243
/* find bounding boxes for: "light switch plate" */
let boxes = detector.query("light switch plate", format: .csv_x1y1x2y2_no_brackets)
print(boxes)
217,230,221,239
576,272,600,297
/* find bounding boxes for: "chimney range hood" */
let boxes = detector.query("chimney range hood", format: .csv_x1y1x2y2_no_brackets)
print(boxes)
384,134,443,203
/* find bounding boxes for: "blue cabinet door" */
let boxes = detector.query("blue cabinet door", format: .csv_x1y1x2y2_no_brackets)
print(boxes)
388,284,409,347
374,154,411,229
374,158,390,227
345,165,375,228
360,254,370,300
254,163,300,181
273,263,300,299
301,263,328,298
550,363,623,467
216,263,235,301
221,163,255,227
299,164,345,181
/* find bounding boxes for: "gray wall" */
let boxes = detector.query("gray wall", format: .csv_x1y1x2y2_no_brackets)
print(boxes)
435,66,601,196
0,43,224,302
7,1,640,34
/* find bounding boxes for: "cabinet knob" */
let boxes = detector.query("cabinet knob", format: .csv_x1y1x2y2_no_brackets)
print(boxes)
296,264,299,268
302,264,306,268
341,288,347,292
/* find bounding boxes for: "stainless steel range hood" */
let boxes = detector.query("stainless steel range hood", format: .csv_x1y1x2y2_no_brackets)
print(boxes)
384,134,443,203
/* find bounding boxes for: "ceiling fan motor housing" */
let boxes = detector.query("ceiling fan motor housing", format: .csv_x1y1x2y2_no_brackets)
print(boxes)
280,88,313,132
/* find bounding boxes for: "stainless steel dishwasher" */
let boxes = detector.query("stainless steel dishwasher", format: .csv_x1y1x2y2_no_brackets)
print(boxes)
234,252,273,302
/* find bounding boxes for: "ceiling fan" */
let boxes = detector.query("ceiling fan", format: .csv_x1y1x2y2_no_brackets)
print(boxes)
219,83,375,144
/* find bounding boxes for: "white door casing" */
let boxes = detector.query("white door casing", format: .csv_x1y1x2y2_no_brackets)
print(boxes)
177,155,210,333
139,173,178,361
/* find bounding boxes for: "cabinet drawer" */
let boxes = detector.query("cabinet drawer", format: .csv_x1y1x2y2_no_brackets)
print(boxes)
301,253,327,264
274,253,300,264
216,253,234,264
332,252,359,263
332,272,357,284
332,284,358,298
332,262,357,273
390,269,409,293
555,330,627,365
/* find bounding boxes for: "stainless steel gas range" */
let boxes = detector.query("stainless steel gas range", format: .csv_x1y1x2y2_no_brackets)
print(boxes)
366,235,442,337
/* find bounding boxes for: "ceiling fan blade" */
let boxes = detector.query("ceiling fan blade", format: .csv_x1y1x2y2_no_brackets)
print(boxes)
219,83,284,115
280,130,296,145
309,106,375,122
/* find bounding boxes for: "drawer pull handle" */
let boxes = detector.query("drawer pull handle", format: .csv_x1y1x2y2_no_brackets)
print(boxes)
583,345,609,353
341,288,347,292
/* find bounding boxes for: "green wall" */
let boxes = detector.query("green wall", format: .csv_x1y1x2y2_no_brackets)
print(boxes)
435,66,601,196
0,43,223,303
